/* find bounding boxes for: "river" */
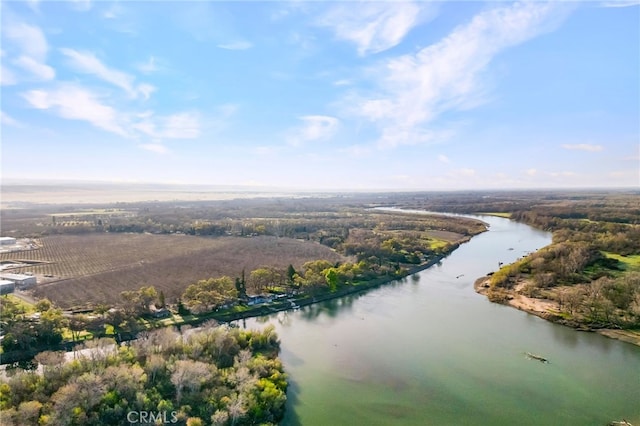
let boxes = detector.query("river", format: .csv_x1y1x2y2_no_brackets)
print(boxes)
236,213,640,425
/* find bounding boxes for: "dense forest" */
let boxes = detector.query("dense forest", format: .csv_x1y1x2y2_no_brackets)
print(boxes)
0,324,286,426
420,191,640,331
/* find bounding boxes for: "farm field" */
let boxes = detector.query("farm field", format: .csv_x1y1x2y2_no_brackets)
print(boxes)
0,233,346,309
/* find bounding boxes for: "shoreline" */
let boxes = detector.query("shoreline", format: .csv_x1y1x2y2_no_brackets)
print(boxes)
210,251,453,324
0,253,454,365
473,277,640,347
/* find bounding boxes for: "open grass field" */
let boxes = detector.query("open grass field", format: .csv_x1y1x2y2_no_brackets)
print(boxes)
0,233,346,309
0,294,36,314
604,252,640,271
481,212,512,218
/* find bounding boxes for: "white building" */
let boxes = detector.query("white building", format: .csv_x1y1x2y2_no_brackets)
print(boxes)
0,273,37,289
0,237,16,245
0,279,15,294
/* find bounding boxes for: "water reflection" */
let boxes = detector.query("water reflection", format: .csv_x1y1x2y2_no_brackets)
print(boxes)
242,214,640,425
281,376,302,426
550,320,579,348
298,293,359,320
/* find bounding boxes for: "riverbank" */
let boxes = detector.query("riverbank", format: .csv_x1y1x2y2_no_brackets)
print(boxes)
474,277,640,347
212,251,452,323
0,247,459,365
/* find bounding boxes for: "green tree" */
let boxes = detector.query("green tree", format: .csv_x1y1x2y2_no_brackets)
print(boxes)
36,309,68,346
182,277,238,314
324,268,338,292
35,299,52,313
286,264,296,285
69,315,89,342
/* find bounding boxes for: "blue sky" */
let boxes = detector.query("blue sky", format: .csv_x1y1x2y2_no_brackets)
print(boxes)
1,1,638,190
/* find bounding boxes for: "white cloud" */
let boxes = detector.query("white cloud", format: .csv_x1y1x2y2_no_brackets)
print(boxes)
139,143,169,154
438,154,450,163
345,2,572,150
21,84,127,137
340,144,372,158
549,171,578,177
252,146,280,156
133,112,201,139
1,111,22,127
135,56,158,74
103,2,124,19
377,127,453,150
4,22,48,61
525,168,538,176
217,41,253,50
136,83,156,100
1,65,17,85
452,168,476,177
60,48,154,99
21,82,205,142
14,55,55,81
288,115,340,146
3,22,54,82
561,143,604,152
70,0,92,12
26,0,41,13
600,1,640,7
317,2,430,56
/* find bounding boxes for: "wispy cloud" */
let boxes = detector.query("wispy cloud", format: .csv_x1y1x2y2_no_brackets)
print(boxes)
549,171,578,177
70,0,92,12
1,111,22,127
340,144,372,158
525,168,538,176
3,22,55,82
317,2,431,56
60,48,155,99
26,0,40,13
14,56,55,81
22,84,127,137
139,143,169,154
135,56,158,74
4,22,48,60
252,146,281,157
438,154,450,164
133,112,201,139
561,143,604,152
288,115,340,146
600,0,640,7
217,41,253,50
377,127,454,150
344,2,572,150
102,2,124,19
1,65,17,85
22,82,204,141
450,168,476,178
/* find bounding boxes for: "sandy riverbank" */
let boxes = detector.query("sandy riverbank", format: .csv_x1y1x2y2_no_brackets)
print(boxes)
474,277,640,347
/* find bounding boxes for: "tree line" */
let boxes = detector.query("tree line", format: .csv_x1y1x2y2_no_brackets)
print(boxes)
0,324,286,426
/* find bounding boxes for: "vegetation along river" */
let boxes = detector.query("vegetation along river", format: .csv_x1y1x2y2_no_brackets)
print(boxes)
235,213,640,425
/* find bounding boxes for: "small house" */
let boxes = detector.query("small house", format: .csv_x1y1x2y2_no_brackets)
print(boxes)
0,280,15,295
149,305,171,318
0,273,37,290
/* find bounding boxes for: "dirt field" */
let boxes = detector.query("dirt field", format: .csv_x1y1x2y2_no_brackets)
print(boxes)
0,233,345,309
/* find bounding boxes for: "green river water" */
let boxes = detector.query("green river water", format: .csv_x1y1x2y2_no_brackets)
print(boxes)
238,214,640,425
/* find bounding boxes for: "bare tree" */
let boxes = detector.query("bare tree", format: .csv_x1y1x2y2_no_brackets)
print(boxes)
227,393,247,426
211,410,230,426
171,360,214,404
